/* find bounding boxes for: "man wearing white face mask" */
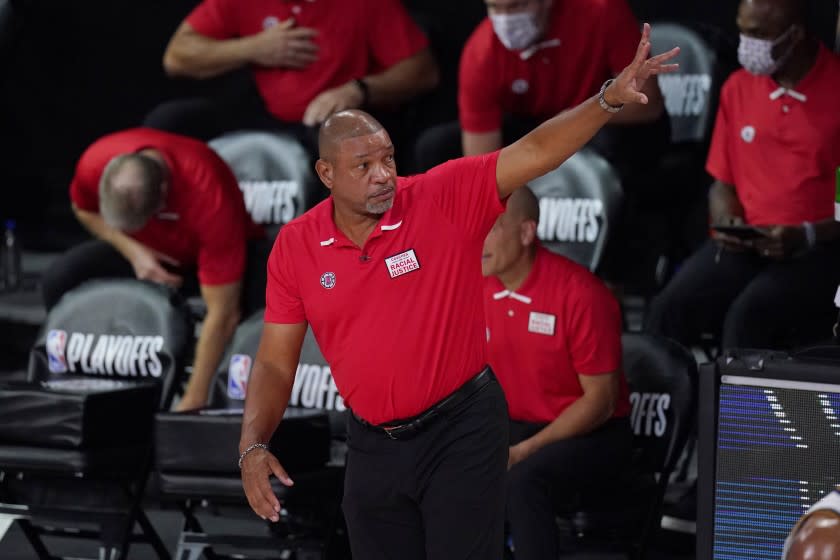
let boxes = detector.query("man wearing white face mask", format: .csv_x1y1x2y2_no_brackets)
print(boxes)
646,0,840,352
413,0,668,181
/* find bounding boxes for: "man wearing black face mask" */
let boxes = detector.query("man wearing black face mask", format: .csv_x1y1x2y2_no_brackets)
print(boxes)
646,0,840,351
413,0,669,180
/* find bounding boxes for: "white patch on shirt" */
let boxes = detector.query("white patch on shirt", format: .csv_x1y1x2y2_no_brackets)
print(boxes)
528,311,556,336
263,16,279,29
511,79,530,95
740,125,756,143
384,249,421,279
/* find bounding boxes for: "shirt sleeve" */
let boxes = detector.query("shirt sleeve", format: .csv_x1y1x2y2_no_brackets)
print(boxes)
264,228,306,324
458,29,503,133
185,0,238,40
194,160,248,285
605,0,642,75
567,273,622,375
424,150,505,241
705,78,735,184
69,151,102,213
365,0,429,71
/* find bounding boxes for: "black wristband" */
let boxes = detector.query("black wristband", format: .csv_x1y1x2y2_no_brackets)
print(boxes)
354,78,370,107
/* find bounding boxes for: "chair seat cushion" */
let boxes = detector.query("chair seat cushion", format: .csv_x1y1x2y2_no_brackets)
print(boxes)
156,408,331,475
158,466,343,504
0,379,159,449
0,442,150,475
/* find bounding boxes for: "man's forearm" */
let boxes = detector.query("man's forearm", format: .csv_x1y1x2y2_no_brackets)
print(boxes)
497,95,614,197
164,28,254,79
239,361,295,452
183,309,239,406
526,394,615,454
361,49,439,109
709,181,744,224
73,207,139,261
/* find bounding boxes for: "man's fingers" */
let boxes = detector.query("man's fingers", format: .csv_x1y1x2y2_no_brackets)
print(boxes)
278,17,295,29
288,39,319,53
287,26,319,38
154,252,180,266
649,46,681,65
255,478,281,519
269,459,294,487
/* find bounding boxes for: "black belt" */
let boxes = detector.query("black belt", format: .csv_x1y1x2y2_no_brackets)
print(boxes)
352,367,493,440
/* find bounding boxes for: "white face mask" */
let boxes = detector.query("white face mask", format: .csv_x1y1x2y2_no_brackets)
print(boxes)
490,11,541,51
738,26,796,76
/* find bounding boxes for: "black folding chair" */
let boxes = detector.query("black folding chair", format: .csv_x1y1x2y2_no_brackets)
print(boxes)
0,279,192,560
155,310,347,560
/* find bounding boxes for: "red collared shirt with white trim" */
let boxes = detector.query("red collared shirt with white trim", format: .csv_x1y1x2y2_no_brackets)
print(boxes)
484,246,630,424
69,128,260,286
186,0,428,123
459,0,640,133
706,44,840,226
265,152,504,424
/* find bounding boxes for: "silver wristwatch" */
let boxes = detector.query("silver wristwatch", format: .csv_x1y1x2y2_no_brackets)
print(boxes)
598,79,624,114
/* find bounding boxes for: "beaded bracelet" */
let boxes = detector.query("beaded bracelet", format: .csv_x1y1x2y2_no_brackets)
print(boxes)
238,442,269,470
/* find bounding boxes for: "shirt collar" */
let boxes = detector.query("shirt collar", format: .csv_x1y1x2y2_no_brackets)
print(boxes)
766,43,831,104
317,180,406,248
520,38,561,61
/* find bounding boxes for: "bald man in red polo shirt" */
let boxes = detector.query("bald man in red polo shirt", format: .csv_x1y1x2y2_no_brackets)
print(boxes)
147,0,438,144
646,0,840,351
482,187,632,559
238,26,678,560
42,128,267,411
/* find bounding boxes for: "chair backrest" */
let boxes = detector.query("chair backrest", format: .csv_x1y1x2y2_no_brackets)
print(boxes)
212,310,347,437
650,22,719,145
621,333,696,479
209,131,318,237
28,279,192,410
528,148,622,271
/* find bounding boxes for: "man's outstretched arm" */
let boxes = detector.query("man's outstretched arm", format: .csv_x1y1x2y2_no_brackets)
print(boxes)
496,23,680,199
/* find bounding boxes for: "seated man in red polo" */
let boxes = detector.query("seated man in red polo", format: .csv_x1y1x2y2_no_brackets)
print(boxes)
482,187,632,559
41,127,268,411
784,486,840,559
147,0,439,147
414,0,667,178
646,0,840,351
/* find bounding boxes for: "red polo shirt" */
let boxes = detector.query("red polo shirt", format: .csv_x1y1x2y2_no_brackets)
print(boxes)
69,128,258,286
484,246,630,424
186,0,428,123
265,152,504,424
706,45,840,226
459,0,640,133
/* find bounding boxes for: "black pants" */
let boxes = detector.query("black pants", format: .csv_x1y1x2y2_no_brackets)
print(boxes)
342,377,509,560
41,238,273,317
143,79,320,153
506,417,632,560
646,239,840,350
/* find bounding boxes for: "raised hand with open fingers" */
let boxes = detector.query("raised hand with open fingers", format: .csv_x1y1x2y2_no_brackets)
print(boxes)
604,23,681,108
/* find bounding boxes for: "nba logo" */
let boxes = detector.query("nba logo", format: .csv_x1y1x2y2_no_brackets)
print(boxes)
227,354,252,400
46,330,68,374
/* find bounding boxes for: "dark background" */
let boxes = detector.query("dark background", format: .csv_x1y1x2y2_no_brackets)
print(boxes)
0,0,838,251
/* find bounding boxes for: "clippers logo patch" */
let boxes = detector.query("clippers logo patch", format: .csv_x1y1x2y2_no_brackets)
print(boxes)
528,312,556,336
227,354,252,400
46,329,68,373
320,272,336,289
384,249,420,279
741,125,756,143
